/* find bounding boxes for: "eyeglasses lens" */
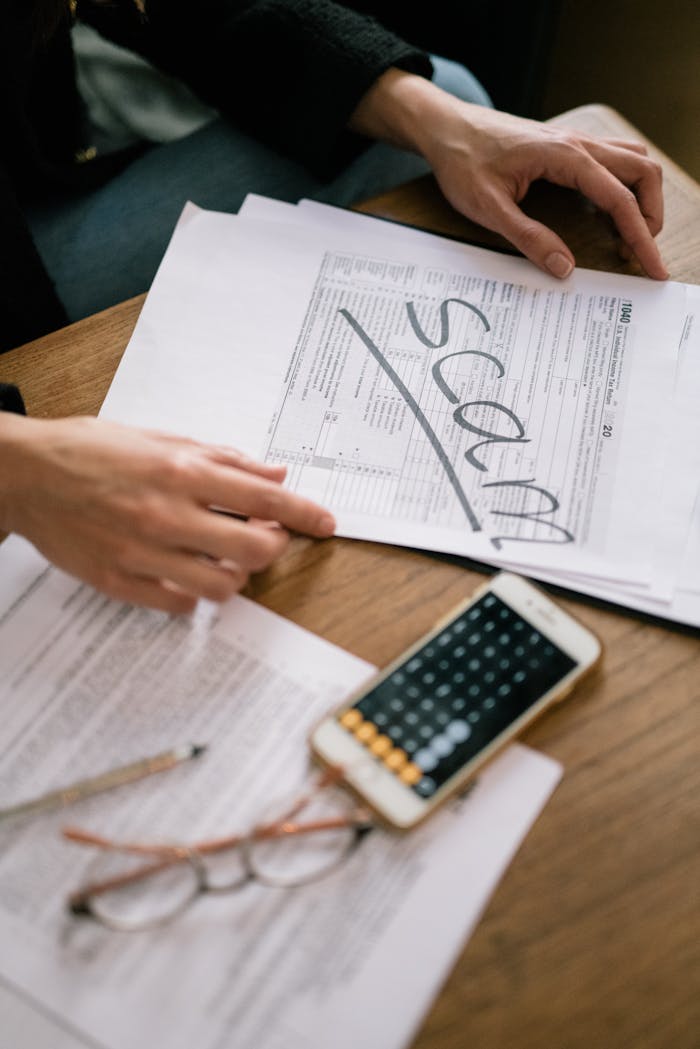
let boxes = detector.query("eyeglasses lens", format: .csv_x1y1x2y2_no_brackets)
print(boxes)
83,850,200,931
199,845,250,892
246,787,358,887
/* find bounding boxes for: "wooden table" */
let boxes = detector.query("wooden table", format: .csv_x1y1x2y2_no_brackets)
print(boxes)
2,106,698,1049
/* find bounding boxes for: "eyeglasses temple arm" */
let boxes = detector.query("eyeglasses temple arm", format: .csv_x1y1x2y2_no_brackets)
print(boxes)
68,854,188,912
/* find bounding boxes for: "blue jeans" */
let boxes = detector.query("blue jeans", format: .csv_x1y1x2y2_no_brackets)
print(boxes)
26,58,492,323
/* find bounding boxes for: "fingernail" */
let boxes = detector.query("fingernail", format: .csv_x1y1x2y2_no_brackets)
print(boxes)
318,513,336,536
546,252,574,279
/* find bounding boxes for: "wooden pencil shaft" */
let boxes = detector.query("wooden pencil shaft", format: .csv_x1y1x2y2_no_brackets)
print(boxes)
0,744,204,822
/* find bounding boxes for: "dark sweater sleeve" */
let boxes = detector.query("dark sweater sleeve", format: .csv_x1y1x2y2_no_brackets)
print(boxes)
0,164,69,354
0,383,26,414
82,0,432,177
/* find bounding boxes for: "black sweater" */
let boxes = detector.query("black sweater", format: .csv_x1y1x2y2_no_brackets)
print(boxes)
0,0,431,354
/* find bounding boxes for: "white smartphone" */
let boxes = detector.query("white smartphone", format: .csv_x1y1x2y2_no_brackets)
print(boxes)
310,572,601,829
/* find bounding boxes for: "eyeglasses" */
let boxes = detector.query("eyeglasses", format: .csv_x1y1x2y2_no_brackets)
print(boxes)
63,766,374,932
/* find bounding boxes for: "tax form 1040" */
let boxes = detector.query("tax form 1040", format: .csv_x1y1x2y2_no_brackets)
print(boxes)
100,198,700,625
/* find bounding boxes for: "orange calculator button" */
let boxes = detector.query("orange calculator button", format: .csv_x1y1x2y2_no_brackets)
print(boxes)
399,762,422,785
384,748,407,772
370,734,392,757
356,721,378,744
340,709,362,731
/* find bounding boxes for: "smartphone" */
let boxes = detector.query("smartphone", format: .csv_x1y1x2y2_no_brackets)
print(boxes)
310,572,601,829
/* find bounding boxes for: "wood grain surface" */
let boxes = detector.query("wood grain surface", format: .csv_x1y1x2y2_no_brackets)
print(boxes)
1,106,698,1049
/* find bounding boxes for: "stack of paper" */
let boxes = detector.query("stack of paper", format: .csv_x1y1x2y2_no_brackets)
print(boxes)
101,196,700,627
0,537,561,1049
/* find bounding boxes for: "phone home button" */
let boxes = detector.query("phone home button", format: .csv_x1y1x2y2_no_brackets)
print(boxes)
347,756,383,789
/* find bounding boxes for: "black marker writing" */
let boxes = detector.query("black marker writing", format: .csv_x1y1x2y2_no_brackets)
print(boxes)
482,478,574,550
452,399,529,472
406,297,490,350
339,295,574,550
338,308,482,532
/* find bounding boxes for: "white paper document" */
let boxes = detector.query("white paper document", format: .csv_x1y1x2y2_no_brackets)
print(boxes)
0,536,561,1049
99,198,700,626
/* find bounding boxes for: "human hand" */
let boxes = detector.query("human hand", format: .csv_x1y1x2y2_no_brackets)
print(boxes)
350,71,667,280
0,415,335,613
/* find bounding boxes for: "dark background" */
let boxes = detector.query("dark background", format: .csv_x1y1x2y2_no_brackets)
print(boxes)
368,0,699,180
543,0,700,180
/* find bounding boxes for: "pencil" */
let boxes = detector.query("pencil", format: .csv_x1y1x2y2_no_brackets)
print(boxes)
0,743,207,822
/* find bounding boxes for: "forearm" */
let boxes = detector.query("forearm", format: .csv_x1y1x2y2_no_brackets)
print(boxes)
348,67,460,155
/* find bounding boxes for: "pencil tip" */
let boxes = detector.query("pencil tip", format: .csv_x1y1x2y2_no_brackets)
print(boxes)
191,744,207,759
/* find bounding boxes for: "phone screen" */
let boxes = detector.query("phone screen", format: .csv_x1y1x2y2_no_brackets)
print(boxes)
338,592,577,799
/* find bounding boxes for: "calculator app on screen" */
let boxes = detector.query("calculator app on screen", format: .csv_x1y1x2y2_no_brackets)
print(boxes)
338,592,577,800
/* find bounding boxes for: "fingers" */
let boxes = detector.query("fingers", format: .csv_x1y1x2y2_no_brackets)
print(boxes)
484,137,667,281
140,440,334,538
149,434,289,482
55,512,288,612
100,494,294,604
142,512,292,577
118,543,254,603
162,456,336,538
562,151,668,278
96,573,198,615
599,137,647,155
484,195,575,278
105,501,294,605
220,477,335,537
90,523,279,610
584,139,664,236
599,137,648,156
538,134,666,277
204,446,288,482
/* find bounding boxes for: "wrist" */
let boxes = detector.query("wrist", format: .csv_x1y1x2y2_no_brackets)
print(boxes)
0,413,44,533
348,68,465,159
